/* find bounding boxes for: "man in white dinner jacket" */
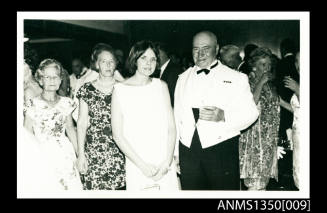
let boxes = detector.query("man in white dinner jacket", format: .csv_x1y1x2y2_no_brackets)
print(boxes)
174,31,259,190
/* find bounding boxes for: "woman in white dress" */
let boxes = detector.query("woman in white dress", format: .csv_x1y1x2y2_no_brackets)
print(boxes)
111,40,179,191
24,59,83,191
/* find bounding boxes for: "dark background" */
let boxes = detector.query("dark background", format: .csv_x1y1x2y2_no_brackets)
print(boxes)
24,19,299,74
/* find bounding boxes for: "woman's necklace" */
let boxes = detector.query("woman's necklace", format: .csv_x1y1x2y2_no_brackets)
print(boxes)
95,78,115,94
41,92,60,106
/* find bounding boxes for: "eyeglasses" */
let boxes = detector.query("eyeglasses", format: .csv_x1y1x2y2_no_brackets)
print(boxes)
42,75,61,81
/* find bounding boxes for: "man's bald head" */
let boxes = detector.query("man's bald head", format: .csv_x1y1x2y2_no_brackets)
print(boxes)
192,31,219,69
193,31,218,46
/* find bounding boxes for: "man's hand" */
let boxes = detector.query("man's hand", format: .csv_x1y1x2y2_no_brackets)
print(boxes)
199,106,225,122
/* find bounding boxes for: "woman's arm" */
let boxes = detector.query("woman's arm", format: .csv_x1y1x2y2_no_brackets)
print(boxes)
151,81,177,181
65,113,78,155
279,96,293,113
76,98,89,173
111,88,158,178
162,81,176,167
23,114,34,134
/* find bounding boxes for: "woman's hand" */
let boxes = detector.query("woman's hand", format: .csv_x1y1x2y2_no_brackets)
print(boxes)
284,76,299,92
259,72,273,85
77,154,88,174
151,161,170,182
140,163,159,178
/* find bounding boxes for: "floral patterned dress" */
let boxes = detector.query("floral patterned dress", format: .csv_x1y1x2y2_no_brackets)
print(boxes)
24,96,83,190
239,73,280,189
76,82,126,190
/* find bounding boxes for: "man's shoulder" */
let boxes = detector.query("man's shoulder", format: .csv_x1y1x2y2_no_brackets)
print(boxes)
218,63,248,80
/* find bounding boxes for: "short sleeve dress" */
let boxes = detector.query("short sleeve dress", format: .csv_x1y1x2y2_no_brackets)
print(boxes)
239,73,280,189
24,96,82,190
76,82,126,190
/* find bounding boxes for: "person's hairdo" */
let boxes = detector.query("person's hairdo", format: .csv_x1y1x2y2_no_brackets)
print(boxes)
126,40,160,75
90,43,117,71
35,58,65,82
248,47,273,68
219,45,240,57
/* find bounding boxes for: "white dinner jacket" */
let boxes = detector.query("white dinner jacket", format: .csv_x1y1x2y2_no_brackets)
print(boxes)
174,61,259,153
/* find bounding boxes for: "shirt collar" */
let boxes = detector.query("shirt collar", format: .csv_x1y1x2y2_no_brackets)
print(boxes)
194,59,218,72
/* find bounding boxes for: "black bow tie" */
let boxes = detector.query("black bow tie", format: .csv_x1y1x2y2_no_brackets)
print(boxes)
196,61,218,75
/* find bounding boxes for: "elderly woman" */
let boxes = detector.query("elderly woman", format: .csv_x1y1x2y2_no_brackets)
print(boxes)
111,40,179,191
76,43,126,190
24,59,82,190
239,47,280,190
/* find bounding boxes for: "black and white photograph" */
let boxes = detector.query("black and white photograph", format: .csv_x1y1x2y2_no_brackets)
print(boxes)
17,12,310,201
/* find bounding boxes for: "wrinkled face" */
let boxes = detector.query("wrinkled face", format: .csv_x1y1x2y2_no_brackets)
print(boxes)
96,51,116,78
72,59,83,76
295,52,300,74
136,48,157,76
253,56,271,78
192,33,218,69
40,66,62,92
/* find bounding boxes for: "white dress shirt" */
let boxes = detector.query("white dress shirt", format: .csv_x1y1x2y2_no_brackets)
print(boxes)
174,60,259,152
160,59,170,78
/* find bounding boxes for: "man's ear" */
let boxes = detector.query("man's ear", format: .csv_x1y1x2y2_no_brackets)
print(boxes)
215,45,219,57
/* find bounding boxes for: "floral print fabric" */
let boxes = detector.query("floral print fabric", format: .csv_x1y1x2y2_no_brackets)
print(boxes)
24,96,82,190
76,82,125,190
239,74,280,183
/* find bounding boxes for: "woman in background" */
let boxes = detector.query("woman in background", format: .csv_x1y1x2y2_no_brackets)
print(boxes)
239,47,280,190
76,43,126,190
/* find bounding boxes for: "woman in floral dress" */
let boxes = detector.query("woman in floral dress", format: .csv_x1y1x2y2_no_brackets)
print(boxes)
76,43,126,190
239,47,280,190
24,59,82,190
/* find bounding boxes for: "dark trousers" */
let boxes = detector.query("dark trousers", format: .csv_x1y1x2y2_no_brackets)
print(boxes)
179,129,240,190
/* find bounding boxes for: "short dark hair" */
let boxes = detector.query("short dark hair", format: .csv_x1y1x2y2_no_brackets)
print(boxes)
90,43,117,71
126,40,160,75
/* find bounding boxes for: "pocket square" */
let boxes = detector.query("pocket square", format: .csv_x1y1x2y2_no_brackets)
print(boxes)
223,80,232,83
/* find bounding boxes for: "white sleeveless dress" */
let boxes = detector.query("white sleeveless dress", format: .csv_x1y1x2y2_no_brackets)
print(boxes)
114,78,179,191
